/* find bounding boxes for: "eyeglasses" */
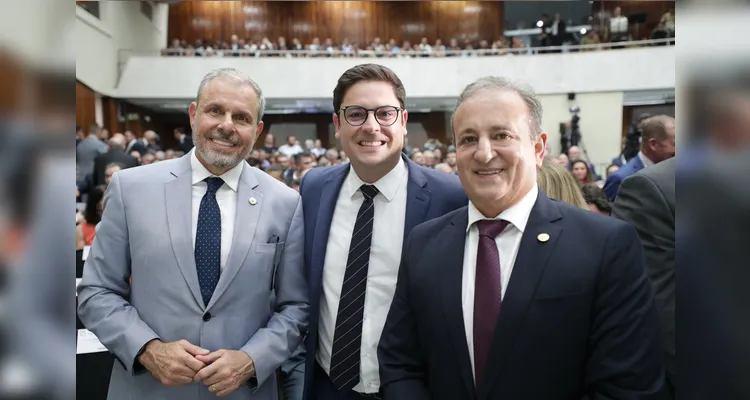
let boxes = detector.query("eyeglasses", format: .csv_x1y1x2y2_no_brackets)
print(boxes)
340,105,402,127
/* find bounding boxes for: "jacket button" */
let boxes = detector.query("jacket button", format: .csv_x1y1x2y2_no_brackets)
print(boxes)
203,313,211,322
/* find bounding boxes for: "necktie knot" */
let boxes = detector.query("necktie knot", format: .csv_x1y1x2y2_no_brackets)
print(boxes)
204,177,224,194
360,184,379,201
478,219,508,239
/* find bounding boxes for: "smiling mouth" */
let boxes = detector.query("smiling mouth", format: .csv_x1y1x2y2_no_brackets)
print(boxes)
358,140,386,147
475,169,504,176
211,138,237,148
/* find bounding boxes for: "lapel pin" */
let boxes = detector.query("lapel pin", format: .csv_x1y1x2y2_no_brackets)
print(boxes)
537,233,550,242
248,197,257,205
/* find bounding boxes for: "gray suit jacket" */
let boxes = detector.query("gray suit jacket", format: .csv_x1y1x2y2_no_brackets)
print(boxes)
76,135,108,185
77,154,309,400
612,157,675,383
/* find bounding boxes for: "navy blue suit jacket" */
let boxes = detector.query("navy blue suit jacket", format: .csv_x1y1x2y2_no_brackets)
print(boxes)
603,155,645,202
300,156,467,399
378,191,665,400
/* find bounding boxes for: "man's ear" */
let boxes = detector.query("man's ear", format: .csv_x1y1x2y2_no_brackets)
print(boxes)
333,113,341,139
188,102,197,130
535,131,548,167
255,121,265,143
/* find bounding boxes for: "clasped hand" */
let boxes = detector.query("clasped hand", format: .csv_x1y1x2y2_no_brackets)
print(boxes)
138,339,255,397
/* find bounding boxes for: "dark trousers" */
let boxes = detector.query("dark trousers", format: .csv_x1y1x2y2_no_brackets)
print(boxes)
311,362,381,400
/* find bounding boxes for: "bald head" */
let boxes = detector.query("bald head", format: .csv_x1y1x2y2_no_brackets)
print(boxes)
108,135,126,150
567,146,581,161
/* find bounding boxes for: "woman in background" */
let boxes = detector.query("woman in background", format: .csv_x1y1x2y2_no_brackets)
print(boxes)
571,159,597,186
537,158,588,209
80,185,105,246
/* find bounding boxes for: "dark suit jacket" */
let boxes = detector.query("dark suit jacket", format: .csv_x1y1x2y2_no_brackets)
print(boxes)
603,155,645,201
299,156,467,400
125,139,149,157
612,158,675,389
179,135,194,154
92,150,138,187
378,191,665,400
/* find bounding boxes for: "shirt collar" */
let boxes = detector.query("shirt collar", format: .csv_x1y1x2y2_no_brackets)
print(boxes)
467,183,539,234
344,158,407,202
638,151,655,168
190,149,243,192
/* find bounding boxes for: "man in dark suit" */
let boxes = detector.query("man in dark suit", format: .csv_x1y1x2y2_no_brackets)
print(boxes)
124,130,149,156
175,127,194,154
549,12,567,47
92,135,138,187
300,64,466,400
378,77,664,400
603,115,675,201
613,157,676,398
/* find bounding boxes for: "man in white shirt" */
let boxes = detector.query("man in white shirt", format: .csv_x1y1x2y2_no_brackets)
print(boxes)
277,135,304,158
609,6,629,42
300,63,466,400
378,76,665,399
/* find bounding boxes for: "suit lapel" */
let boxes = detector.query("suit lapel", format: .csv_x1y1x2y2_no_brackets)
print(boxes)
208,164,262,310
165,157,205,310
310,164,349,301
479,192,563,400
439,208,477,400
403,158,431,244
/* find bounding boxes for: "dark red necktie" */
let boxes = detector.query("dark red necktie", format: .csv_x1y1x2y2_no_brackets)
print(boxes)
473,219,508,389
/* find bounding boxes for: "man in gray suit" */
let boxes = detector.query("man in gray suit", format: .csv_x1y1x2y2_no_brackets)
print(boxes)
612,157,675,398
77,68,309,400
76,123,108,185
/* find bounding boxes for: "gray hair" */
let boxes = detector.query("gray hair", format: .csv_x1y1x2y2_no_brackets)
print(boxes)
196,68,267,123
450,76,543,142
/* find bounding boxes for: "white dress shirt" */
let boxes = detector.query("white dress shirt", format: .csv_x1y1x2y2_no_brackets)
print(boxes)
317,159,408,393
190,150,244,273
277,143,303,158
638,151,655,169
462,184,538,381
610,16,629,34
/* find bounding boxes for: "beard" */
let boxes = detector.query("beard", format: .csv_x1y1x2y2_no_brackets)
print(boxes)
193,129,252,170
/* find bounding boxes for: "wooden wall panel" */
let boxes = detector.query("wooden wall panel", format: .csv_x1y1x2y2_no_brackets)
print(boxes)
76,80,96,134
168,1,504,46
102,97,123,135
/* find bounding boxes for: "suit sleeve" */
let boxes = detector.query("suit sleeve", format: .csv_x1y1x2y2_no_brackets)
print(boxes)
612,174,675,374
76,173,160,374
602,174,622,202
378,233,430,400
585,222,665,399
241,196,309,389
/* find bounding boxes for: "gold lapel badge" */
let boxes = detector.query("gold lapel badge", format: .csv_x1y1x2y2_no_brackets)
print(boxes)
537,233,550,242
248,197,257,205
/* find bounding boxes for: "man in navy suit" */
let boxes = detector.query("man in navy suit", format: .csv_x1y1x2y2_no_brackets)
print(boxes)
299,63,466,400
603,115,675,201
378,77,665,400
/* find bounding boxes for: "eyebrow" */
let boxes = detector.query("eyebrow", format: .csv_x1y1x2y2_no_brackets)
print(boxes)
202,102,254,123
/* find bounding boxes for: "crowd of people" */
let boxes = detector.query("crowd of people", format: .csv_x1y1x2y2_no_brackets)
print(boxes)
75,63,675,400
162,7,676,58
